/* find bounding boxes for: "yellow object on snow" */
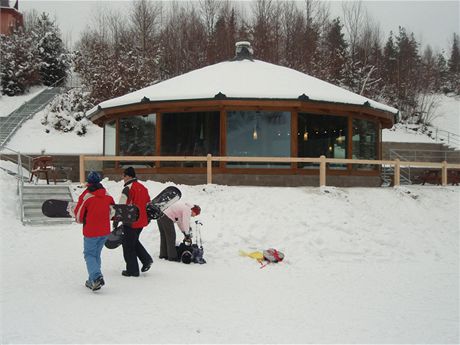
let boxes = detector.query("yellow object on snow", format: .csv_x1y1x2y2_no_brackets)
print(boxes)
239,250,264,262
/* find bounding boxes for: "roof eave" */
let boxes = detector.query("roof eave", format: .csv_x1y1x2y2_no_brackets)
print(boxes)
87,97,397,127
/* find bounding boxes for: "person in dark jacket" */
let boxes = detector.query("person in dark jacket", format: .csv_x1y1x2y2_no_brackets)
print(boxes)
116,167,153,277
74,171,114,291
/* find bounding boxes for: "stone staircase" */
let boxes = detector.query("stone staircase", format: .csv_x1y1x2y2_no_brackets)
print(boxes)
22,184,75,225
0,87,62,147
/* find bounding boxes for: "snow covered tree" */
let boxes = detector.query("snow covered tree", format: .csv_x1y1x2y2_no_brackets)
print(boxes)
32,12,70,86
0,28,41,95
41,88,94,135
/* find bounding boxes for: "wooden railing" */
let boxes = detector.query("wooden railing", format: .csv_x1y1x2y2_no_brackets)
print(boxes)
79,155,460,187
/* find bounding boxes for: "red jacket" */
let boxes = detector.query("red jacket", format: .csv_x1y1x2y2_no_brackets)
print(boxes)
74,184,115,237
119,179,150,228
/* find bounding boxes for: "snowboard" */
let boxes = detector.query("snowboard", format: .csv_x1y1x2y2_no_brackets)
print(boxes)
41,199,139,224
104,186,182,249
104,225,124,249
146,186,182,220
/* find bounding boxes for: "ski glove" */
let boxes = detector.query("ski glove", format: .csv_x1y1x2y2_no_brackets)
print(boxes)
184,233,192,245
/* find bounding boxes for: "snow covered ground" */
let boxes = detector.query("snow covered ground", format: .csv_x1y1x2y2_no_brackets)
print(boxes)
382,94,460,145
0,86,47,118
432,94,460,134
3,110,103,155
0,171,459,343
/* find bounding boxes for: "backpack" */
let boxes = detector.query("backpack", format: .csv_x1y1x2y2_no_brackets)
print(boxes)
262,248,285,263
176,241,206,264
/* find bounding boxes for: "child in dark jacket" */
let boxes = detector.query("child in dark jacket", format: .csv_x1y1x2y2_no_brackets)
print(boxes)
74,171,114,291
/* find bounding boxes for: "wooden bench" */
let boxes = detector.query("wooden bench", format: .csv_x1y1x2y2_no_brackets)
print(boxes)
448,169,460,186
417,169,460,186
29,156,57,184
419,169,441,185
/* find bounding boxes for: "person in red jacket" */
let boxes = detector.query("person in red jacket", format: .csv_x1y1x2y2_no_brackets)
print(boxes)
117,167,153,277
74,171,114,291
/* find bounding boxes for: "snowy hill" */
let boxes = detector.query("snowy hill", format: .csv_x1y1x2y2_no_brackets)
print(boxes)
0,169,459,343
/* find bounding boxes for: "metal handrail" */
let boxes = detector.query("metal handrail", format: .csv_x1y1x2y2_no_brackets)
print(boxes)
433,128,460,148
1,77,66,147
0,146,35,223
390,149,460,163
0,87,62,147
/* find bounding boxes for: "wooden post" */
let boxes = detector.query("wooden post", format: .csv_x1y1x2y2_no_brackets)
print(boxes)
441,161,447,186
79,155,85,184
207,154,212,184
394,159,400,187
319,155,326,187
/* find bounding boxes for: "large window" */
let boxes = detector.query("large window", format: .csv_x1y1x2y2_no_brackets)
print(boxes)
119,114,156,167
161,111,220,167
352,119,378,170
103,121,116,169
298,113,348,169
227,110,291,168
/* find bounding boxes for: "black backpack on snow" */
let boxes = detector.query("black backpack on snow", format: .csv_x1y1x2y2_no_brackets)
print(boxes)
176,241,206,264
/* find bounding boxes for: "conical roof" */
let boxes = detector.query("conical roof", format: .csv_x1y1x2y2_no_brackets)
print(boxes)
87,59,398,117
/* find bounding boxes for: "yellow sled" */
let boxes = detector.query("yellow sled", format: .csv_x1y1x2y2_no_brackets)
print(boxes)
239,250,264,262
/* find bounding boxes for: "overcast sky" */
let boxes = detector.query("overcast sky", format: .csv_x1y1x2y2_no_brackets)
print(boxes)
18,0,460,53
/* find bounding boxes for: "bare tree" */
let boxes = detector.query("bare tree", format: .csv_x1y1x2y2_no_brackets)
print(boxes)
342,0,366,60
199,0,221,38
251,0,283,63
130,0,162,56
304,0,330,33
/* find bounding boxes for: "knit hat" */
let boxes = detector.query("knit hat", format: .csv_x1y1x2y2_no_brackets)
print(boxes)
123,167,136,178
87,171,101,184
191,204,201,216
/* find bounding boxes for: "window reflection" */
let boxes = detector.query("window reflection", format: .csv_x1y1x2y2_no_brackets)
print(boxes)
352,119,378,170
103,121,116,169
161,111,220,167
119,114,156,168
227,110,291,168
298,113,348,169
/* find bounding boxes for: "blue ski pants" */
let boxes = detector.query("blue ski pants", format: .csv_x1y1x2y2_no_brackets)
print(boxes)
83,235,108,282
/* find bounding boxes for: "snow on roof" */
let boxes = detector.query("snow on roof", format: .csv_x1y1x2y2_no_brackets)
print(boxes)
87,59,398,118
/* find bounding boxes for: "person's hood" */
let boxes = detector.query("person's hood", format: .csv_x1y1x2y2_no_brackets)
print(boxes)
91,188,107,197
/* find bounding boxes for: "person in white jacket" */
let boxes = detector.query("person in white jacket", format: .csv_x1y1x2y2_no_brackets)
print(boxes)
157,202,201,261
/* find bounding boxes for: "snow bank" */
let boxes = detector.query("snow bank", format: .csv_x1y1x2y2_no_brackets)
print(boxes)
3,108,103,155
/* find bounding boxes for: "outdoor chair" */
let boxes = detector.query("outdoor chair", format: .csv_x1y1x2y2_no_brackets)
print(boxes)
29,156,57,185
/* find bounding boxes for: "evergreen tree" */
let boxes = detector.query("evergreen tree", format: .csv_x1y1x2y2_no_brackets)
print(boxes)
41,88,94,135
447,33,460,94
381,32,399,106
395,27,422,119
436,51,449,93
32,12,70,86
318,17,348,86
0,28,41,96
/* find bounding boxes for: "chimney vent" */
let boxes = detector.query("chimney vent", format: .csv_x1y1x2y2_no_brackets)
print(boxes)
233,41,254,61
